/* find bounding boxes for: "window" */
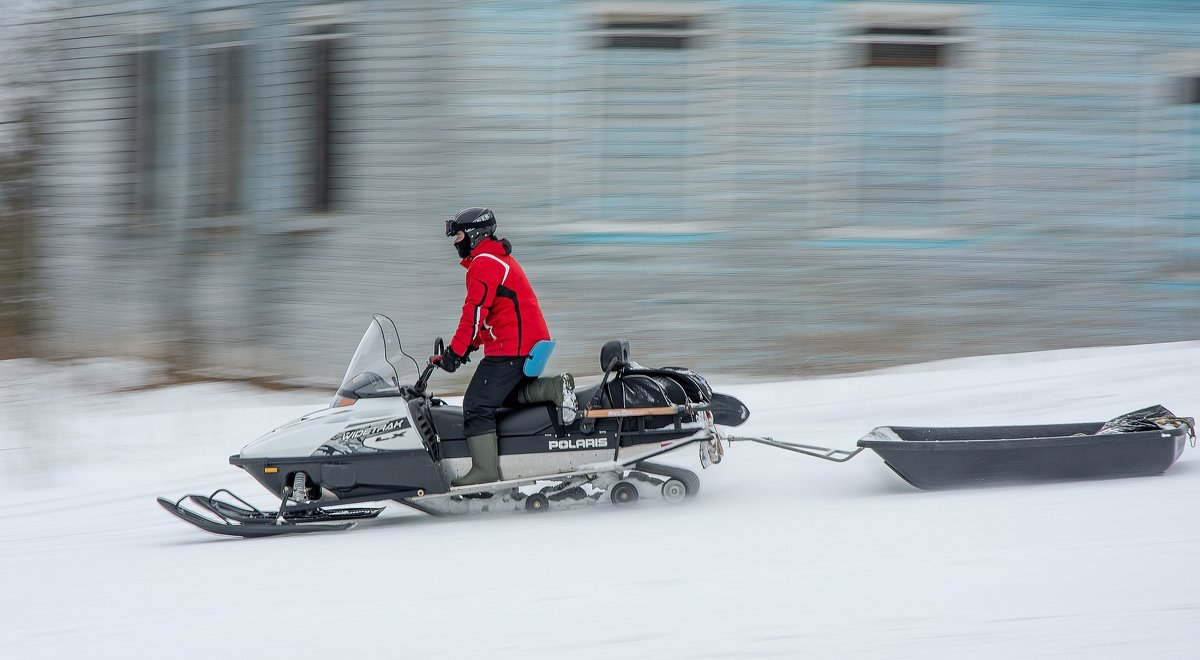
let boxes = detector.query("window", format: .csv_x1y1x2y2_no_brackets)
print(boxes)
290,3,348,213
1182,76,1200,104
834,4,977,227
845,4,971,68
208,43,244,217
128,48,161,216
305,28,337,212
860,26,953,67
190,30,246,219
1173,74,1200,236
596,13,701,49
584,10,705,223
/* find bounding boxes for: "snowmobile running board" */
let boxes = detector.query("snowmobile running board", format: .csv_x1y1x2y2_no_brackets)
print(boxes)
436,460,629,497
726,436,865,462
400,460,703,517
419,458,701,500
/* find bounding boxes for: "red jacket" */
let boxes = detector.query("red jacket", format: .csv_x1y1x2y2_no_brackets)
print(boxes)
450,238,551,358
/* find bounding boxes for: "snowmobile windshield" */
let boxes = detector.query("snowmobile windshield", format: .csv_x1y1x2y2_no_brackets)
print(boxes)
332,314,421,407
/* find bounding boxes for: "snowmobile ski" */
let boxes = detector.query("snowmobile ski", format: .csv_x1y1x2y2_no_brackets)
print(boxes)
156,497,356,538
187,491,384,524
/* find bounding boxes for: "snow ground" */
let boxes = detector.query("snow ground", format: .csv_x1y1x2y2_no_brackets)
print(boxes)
2,342,1199,659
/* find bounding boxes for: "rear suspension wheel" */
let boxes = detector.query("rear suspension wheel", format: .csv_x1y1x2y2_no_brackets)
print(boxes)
609,481,639,506
661,479,687,503
524,493,549,512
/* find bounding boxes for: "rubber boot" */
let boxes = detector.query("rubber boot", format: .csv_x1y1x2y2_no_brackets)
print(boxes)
518,373,578,424
452,431,500,486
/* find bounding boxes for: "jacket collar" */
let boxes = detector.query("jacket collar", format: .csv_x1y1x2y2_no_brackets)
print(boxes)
460,238,504,268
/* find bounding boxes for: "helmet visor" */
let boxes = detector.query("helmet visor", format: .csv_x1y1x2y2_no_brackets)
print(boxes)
444,219,455,237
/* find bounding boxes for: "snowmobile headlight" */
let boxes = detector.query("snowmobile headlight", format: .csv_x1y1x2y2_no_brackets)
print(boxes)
332,395,357,408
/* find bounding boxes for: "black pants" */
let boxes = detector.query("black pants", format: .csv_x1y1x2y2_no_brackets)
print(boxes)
463,355,530,437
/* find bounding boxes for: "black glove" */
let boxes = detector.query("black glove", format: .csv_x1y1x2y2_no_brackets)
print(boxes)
432,347,464,373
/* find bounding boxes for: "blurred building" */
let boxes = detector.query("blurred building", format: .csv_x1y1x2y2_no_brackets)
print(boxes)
31,0,1200,384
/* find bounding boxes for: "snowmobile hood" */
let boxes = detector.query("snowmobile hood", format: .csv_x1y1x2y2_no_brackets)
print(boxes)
239,407,355,457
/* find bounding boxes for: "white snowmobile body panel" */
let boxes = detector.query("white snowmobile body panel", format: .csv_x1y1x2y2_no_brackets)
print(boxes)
240,398,421,459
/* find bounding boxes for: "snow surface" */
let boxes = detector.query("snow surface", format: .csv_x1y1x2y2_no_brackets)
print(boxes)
3,343,1200,659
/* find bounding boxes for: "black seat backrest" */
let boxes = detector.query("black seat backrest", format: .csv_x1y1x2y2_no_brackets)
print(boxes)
600,339,630,372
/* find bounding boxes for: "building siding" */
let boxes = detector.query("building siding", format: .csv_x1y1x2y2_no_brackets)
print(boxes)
32,0,1200,385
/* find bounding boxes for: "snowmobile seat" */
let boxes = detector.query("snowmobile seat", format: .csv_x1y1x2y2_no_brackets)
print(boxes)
428,404,556,441
497,405,556,436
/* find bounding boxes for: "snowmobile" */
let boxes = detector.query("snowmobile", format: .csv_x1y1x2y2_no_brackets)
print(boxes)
159,314,852,538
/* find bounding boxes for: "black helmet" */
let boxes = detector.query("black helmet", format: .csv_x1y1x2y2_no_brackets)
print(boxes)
445,207,497,259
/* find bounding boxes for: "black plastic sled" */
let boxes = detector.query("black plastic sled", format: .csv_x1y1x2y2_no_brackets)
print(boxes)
856,405,1195,490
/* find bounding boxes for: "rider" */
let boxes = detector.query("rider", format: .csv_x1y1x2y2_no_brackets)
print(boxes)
431,207,577,486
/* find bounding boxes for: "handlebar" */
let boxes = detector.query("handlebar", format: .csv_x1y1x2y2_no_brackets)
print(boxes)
412,336,446,395
413,360,436,395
